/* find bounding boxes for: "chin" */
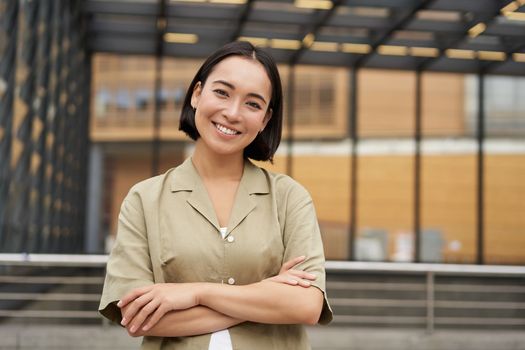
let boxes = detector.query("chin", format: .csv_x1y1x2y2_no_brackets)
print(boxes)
207,144,243,157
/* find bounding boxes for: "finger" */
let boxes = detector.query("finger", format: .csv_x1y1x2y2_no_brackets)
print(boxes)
142,305,168,331
288,270,317,280
121,292,154,326
280,276,308,287
118,286,150,308
267,275,298,286
280,256,306,273
281,276,308,287
297,279,312,288
128,298,160,333
280,273,311,288
118,285,152,308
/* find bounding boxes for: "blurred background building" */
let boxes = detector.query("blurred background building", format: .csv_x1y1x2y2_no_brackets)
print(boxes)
1,0,525,349
2,0,524,264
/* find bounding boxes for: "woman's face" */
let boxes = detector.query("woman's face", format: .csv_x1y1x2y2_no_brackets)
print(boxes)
191,55,272,158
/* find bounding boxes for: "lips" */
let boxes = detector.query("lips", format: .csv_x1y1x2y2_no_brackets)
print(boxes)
213,122,240,136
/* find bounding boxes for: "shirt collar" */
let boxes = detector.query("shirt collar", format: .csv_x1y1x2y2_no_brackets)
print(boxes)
169,157,270,232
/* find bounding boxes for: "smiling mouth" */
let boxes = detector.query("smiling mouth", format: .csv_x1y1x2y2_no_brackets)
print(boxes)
213,122,241,136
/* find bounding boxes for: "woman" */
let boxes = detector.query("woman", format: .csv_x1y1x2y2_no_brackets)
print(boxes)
99,41,332,350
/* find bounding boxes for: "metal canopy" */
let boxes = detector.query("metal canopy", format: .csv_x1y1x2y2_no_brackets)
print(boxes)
84,0,525,75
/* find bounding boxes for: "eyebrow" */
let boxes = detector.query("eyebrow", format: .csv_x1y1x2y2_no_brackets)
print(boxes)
212,79,268,105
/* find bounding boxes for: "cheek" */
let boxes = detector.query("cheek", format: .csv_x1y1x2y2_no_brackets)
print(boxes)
194,102,213,126
194,111,204,129
248,115,267,131
194,111,211,138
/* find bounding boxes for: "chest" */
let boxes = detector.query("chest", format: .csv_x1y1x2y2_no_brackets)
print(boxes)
203,180,239,228
157,193,284,285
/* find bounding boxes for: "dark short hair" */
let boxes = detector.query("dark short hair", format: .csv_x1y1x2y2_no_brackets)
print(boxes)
179,41,283,162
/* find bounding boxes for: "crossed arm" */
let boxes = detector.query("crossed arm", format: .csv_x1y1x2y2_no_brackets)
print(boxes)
118,256,324,338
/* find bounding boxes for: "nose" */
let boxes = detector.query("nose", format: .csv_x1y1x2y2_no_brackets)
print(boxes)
222,99,242,122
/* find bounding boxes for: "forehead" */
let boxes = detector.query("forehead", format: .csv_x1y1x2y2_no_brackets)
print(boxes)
207,56,272,98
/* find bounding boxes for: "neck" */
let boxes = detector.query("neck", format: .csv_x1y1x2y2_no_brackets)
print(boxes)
191,140,244,181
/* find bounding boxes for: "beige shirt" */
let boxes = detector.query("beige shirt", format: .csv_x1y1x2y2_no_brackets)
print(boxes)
99,157,333,349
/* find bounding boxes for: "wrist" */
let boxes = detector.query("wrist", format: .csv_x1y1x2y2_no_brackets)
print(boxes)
196,282,212,306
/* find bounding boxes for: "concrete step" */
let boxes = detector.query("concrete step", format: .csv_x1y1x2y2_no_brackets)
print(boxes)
1,325,525,350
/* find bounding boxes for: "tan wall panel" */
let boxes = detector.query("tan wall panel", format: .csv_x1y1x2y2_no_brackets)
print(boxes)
422,73,465,136
357,70,466,138
358,155,414,228
293,156,351,260
485,155,525,264
421,155,477,263
358,70,416,137
293,156,351,224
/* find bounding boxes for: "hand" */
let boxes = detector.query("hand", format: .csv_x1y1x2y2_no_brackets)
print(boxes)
118,283,200,334
266,256,316,288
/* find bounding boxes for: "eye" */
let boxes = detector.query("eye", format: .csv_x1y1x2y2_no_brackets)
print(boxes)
247,101,262,110
213,89,228,97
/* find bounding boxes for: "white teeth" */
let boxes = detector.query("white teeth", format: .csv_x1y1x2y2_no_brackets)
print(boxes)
215,123,239,135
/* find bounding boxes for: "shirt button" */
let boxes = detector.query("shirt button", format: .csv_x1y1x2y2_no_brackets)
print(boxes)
227,235,235,243
228,277,235,285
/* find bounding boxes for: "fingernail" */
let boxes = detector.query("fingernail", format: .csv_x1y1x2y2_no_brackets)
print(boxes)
121,317,127,325
130,325,136,333
117,301,122,307
142,325,149,331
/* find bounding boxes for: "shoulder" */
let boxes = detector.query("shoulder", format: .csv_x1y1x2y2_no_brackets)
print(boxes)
129,171,172,193
124,167,176,208
253,163,312,206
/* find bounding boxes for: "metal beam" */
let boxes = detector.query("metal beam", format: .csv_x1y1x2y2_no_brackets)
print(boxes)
11,0,39,252
290,0,345,65
481,42,525,75
31,0,53,253
152,0,167,177
84,0,158,17
167,2,240,21
0,0,18,250
348,68,358,261
353,0,437,69
429,0,511,13
229,0,254,42
476,73,485,265
414,70,422,263
248,8,312,26
29,0,90,253
343,0,417,8
88,17,157,36
417,3,502,72
81,0,525,76
285,66,295,177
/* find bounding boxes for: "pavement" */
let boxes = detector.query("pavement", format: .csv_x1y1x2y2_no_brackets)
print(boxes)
0,324,524,349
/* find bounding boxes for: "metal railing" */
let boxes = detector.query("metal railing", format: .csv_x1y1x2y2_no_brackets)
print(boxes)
325,261,525,332
0,254,107,322
1,254,524,332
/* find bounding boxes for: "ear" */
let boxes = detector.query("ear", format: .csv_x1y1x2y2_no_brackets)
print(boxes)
190,81,202,109
261,108,272,130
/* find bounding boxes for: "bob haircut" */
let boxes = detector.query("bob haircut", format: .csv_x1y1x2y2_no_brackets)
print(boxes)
179,41,283,162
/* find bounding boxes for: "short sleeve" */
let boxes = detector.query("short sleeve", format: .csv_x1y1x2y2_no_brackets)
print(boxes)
280,180,333,325
98,190,154,324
